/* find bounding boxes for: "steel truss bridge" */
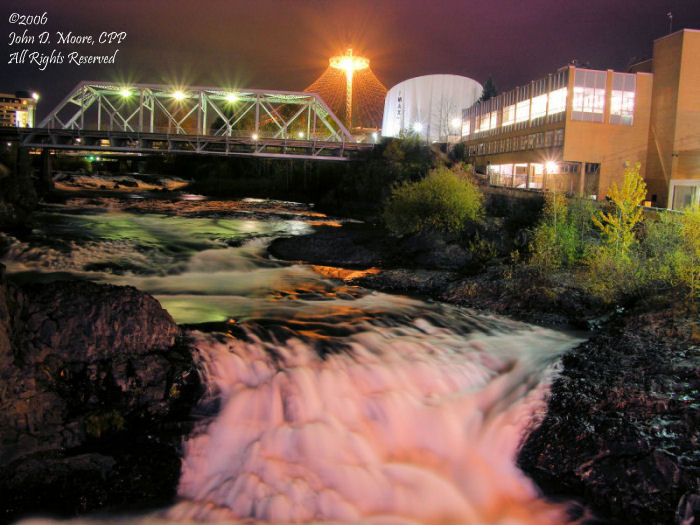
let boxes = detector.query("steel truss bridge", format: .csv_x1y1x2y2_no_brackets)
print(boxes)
19,81,374,160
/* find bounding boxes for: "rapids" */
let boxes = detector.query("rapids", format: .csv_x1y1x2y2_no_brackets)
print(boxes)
3,200,585,524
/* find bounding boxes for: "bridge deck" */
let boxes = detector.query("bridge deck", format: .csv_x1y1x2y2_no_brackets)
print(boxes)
12,127,373,161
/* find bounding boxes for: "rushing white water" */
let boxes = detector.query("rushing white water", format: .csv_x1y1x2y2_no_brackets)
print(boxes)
165,318,578,525
4,202,585,524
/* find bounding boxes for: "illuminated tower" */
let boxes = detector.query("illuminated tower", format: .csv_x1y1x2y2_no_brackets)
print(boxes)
305,49,386,130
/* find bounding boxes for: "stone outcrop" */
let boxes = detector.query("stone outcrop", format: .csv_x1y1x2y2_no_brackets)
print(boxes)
518,302,700,525
0,265,201,522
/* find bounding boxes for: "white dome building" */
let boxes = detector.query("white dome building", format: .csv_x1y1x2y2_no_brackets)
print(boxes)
382,74,482,142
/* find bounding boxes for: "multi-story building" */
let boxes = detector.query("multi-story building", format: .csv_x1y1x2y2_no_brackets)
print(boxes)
0,91,38,128
460,28,700,210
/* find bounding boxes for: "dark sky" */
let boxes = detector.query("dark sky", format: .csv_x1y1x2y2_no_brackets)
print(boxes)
2,0,699,120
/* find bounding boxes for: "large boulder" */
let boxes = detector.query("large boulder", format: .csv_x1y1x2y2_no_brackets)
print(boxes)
0,268,201,522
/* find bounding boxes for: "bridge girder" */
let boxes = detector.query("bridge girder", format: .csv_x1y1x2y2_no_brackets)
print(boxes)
24,81,372,160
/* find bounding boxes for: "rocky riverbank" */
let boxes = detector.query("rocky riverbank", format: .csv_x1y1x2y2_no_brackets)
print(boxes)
269,223,700,525
0,264,201,523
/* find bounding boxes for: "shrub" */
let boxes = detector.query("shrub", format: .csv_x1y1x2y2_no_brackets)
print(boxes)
679,204,700,301
584,245,648,302
640,211,685,289
529,193,596,274
384,166,484,237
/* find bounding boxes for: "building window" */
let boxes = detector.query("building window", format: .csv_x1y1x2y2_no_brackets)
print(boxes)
572,69,606,122
670,181,700,210
529,163,544,189
489,111,498,130
535,132,544,148
515,100,530,123
478,114,490,132
547,88,567,115
520,136,528,150
514,164,528,188
554,129,564,146
610,73,635,125
545,131,553,147
528,134,535,149
530,94,547,120
502,104,515,126
462,119,470,137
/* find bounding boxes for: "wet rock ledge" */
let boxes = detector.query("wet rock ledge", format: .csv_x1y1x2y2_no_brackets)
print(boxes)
0,264,201,523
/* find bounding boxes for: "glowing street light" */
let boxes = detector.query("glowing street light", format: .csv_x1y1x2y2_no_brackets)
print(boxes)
251,133,259,141
225,93,238,103
372,131,378,142
546,161,558,173
31,92,39,101
451,117,461,129
412,122,424,134
297,131,304,139
119,88,131,97
172,90,187,101
329,48,370,128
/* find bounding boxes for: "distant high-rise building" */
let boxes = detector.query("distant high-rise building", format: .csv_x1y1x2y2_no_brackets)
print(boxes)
0,91,38,128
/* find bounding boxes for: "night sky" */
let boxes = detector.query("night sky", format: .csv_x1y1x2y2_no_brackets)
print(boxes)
2,0,699,120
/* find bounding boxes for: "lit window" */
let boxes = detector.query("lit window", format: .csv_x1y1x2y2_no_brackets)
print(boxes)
502,105,515,126
572,69,606,122
531,94,547,120
478,114,490,132
516,100,530,123
462,119,471,137
610,73,635,125
489,111,498,130
547,88,567,115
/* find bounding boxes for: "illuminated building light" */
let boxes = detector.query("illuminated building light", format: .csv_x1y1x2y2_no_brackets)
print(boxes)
371,131,378,141
412,122,423,133
546,161,558,173
120,88,131,97
31,92,39,101
451,117,461,129
297,131,304,138
225,93,238,103
251,133,259,140
172,90,187,101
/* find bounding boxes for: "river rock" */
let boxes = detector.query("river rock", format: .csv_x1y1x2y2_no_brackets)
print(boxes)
0,267,201,522
0,159,39,230
518,304,700,525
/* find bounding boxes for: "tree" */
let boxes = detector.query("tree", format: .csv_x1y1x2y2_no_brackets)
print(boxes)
592,162,647,258
479,76,498,103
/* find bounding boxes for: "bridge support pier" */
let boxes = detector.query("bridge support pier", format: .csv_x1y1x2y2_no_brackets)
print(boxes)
39,148,54,194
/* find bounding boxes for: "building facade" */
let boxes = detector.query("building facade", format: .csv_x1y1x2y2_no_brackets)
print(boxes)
460,28,700,210
0,91,37,128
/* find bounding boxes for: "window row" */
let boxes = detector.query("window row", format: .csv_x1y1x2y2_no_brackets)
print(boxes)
466,129,564,156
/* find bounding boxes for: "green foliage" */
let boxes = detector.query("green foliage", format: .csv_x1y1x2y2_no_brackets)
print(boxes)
384,166,484,237
382,136,434,183
85,410,126,439
679,204,700,300
592,163,647,258
479,76,498,102
640,211,685,288
584,245,647,301
529,193,596,274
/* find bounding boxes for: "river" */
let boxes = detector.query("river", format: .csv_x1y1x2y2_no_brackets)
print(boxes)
2,197,585,525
